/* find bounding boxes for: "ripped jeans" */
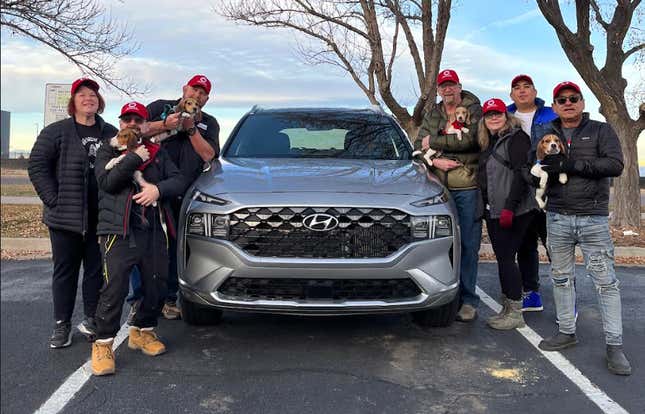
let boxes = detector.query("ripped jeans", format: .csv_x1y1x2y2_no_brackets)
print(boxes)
546,213,622,345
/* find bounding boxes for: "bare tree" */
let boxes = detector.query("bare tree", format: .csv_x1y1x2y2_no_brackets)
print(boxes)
219,0,452,139
1,0,140,94
536,0,644,227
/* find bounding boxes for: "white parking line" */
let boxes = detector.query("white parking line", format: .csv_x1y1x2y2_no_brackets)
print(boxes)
33,324,130,414
476,287,629,414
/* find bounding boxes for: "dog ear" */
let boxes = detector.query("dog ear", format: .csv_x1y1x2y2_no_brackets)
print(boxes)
536,139,546,161
464,109,471,124
558,139,566,155
194,105,202,122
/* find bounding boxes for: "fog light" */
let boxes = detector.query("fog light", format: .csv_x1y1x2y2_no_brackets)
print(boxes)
211,215,230,239
188,213,206,236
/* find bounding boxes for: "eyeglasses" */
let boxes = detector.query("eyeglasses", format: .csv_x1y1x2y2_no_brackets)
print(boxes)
555,95,582,105
484,112,505,119
121,115,144,124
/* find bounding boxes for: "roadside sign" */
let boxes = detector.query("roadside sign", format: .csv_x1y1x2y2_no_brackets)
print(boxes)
44,83,71,127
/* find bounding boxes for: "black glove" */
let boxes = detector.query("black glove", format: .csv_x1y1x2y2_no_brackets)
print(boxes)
541,154,575,174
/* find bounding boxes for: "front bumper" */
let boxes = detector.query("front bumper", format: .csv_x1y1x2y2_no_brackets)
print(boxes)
179,235,459,316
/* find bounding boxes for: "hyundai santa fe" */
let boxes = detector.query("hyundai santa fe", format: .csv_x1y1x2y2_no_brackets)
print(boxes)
177,106,461,327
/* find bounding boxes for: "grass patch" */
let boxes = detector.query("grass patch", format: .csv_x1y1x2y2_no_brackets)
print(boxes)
1,204,48,238
1,184,37,197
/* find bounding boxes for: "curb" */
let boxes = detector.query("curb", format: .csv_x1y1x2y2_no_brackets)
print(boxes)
2,238,644,258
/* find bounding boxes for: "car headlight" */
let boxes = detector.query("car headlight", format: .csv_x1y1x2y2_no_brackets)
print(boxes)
410,215,452,239
210,214,230,239
410,189,449,207
191,190,229,205
187,213,230,239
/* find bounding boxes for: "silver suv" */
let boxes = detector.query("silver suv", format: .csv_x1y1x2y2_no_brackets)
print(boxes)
178,107,461,327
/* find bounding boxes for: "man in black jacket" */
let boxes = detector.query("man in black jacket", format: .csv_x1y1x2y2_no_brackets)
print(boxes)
537,82,631,376
90,102,187,376
142,74,220,320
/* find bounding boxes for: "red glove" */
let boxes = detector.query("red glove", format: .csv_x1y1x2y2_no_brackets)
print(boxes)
499,209,514,229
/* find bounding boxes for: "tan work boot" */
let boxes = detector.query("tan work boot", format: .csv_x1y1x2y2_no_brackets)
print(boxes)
91,339,115,376
487,294,509,324
456,304,477,322
128,327,166,356
487,300,525,330
162,302,181,320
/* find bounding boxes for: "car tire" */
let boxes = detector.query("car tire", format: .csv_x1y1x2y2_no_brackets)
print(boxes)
411,291,460,328
180,293,223,326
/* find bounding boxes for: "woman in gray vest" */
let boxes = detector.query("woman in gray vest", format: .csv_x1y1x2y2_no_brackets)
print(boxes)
477,98,538,330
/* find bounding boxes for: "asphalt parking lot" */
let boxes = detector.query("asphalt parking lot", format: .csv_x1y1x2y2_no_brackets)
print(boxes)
1,260,642,414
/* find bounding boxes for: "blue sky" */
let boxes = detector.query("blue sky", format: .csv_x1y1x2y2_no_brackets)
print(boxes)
1,0,643,162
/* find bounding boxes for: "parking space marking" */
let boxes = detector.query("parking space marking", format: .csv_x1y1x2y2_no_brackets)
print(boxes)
34,323,130,414
476,287,629,414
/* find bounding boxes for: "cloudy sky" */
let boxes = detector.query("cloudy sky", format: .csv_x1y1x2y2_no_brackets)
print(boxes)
1,0,643,162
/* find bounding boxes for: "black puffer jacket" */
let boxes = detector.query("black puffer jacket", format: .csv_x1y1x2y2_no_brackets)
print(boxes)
544,113,623,216
28,116,118,234
94,143,188,237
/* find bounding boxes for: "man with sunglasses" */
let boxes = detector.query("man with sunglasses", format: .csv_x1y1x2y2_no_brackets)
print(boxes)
417,69,483,322
90,102,187,376
537,82,631,376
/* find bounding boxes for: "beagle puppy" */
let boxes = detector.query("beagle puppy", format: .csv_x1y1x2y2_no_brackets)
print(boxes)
530,134,568,209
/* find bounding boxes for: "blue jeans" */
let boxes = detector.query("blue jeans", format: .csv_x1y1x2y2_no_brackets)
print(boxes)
452,189,482,307
126,265,143,304
546,213,622,345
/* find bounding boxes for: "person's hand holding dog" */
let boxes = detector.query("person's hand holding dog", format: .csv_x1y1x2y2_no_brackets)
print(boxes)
134,145,150,163
133,182,160,206
499,209,514,229
541,153,575,174
164,112,181,130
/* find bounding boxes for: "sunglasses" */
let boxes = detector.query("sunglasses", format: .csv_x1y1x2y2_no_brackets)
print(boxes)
484,111,505,119
555,95,581,105
121,115,144,124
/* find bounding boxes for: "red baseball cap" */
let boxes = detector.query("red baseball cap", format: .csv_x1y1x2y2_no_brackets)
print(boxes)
437,69,459,85
553,81,581,98
482,98,507,115
187,74,211,94
511,74,533,87
119,101,148,120
71,78,99,95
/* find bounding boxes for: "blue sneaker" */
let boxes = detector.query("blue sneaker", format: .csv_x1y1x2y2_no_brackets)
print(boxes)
555,307,578,325
522,291,543,312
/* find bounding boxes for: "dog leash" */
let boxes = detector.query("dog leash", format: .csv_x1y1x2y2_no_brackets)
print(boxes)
160,104,175,122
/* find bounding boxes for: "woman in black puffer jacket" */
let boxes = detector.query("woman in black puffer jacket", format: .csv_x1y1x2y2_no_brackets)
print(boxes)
477,98,538,331
28,78,117,349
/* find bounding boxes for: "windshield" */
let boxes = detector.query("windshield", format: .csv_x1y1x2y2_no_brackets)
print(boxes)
225,112,412,160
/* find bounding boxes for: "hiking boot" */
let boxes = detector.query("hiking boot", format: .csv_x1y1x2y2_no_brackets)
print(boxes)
77,317,97,342
162,301,181,320
91,339,115,376
488,294,509,324
456,304,477,322
126,299,141,326
50,320,72,349
522,291,543,312
128,327,166,356
606,345,632,376
538,332,578,351
487,300,525,330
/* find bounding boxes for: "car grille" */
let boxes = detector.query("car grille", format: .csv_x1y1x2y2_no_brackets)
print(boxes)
228,207,413,258
218,277,422,301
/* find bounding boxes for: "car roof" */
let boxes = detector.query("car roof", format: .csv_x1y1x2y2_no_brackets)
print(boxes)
248,105,388,117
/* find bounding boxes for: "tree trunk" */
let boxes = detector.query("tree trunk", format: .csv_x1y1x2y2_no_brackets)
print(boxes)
608,120,641,227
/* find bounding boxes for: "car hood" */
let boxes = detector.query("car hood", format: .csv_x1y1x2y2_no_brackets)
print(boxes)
195,158,444,197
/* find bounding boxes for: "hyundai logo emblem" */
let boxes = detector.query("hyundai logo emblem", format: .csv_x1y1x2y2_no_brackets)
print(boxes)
302,213,339,231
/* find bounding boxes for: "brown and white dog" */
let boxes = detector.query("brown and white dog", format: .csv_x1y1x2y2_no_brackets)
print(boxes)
104,128,156,204
149,97,202,143
445,105,470,141
530,134,568,209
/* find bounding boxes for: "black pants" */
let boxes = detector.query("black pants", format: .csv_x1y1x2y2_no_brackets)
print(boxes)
517,210,547,292
165,198,181,303
49,228,102,322
95,227,168,339
486,211,535,301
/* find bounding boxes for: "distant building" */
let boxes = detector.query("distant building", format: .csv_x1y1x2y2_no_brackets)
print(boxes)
1,110,9,159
